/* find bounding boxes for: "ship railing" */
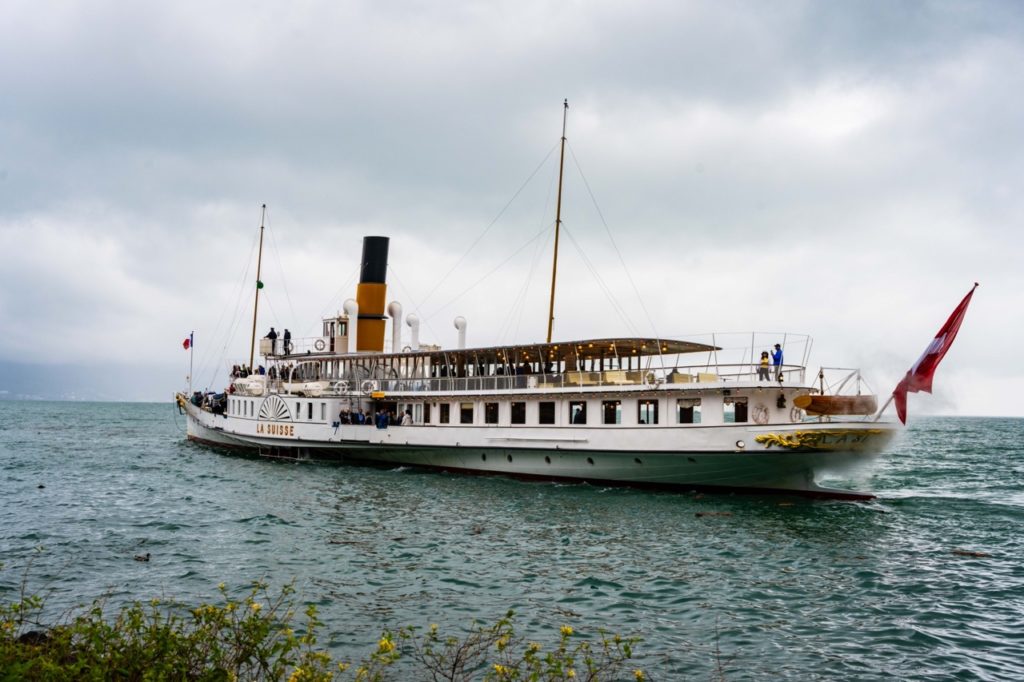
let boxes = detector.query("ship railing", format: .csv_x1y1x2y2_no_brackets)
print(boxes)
306,363,805,395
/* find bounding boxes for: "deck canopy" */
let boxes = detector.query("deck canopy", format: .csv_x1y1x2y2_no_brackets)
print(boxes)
355,337,719,364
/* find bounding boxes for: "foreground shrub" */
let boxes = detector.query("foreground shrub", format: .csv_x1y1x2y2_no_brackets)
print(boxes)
0,581,644,681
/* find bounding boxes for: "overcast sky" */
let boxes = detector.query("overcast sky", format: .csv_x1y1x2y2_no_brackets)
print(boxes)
2,0,1021,415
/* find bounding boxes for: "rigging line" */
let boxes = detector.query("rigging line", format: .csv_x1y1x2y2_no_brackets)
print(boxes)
412,142,560,314
386,264,444,348
422,222,553,323
508,149,563,345
505,223,555,345
194,226,260,382
559,225,643,338
496,222,550,343
301,265,361,338
567,142,664,339
264,208,299,329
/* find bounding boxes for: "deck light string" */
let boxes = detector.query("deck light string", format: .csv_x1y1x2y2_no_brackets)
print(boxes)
194,224,261,388
568,142,669,372
411,142,560,318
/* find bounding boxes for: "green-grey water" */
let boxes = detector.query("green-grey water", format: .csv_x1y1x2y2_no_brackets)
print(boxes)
2,401,1022,679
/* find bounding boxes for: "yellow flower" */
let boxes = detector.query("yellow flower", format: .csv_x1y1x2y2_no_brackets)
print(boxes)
567,669,576,678
287,668,303,682
218,582,226,591
493,663,510,676
250,602,262,612
527,641,541,653
378,636,395,653
560,625,574,637
634,670,645,681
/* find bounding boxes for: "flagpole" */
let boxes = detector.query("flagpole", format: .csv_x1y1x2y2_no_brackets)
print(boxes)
188,331,194,395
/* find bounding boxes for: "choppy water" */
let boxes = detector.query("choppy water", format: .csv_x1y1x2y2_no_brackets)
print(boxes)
1,401,1022,680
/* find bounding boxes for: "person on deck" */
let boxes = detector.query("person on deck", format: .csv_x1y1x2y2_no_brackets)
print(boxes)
772,344,784,381
283,329,292,354
401,409,412,426
758,351,771,381
266,328,278,355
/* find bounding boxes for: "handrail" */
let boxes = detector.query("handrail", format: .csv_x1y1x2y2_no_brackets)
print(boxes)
235,363,809,397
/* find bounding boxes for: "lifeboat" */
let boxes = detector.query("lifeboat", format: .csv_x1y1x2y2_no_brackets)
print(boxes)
793,394,878,416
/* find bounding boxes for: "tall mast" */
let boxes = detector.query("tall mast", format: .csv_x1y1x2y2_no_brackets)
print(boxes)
546,99,568,344
248,204,267,370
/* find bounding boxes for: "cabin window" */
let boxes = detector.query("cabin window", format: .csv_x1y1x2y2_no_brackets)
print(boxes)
423,403,431,424
724,397,749,423
295,402,301,420
601,400,621,425
638,399,658,425
320,403,326,421
569,401,587,425
511,402,526,425
460,402,474,424
308,402,313,420
484,402,499,424
413,403,423,424
439,403,450,424
539,401,555,425
678,398,702,424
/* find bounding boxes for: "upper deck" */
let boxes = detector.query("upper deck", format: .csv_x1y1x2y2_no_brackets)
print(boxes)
235,333,813,397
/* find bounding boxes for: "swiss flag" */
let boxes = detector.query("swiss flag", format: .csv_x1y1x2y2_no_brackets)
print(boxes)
182,338,191,350
893,283,977,424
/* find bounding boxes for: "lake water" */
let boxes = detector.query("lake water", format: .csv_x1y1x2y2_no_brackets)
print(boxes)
1,401,1022,679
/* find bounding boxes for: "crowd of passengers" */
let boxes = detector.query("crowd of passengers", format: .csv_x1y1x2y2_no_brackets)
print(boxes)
337,408,413,428
231,363,323,381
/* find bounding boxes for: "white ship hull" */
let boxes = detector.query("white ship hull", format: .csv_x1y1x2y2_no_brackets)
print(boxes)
182,399,894,500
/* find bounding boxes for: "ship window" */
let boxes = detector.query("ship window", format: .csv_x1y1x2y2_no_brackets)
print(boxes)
539,401,555,425
570,401,587,425
511,402,526,425
423,403,431,424
320,403,326,421
601,400,621,425
460,402,474,424
308,402,313,420
638,399,659,425
724,397,749,423
295,402,301,420
678,398,702,424
440,403,450,424
484,402,499,424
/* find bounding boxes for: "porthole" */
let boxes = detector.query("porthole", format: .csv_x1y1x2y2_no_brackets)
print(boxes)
634,457,642,465
586,457,594,466
545,456,551,464
507,454,513,463
481,453,487,461
688,457,697,463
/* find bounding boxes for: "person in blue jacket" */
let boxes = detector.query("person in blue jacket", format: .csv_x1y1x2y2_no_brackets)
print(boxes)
772,343,784,381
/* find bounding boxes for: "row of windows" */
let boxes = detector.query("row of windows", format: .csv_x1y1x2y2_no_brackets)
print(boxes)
427,398,715,426
229,397,750,426
228,399,327,421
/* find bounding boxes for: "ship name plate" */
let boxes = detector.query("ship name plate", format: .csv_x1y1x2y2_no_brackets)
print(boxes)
256,422,296,437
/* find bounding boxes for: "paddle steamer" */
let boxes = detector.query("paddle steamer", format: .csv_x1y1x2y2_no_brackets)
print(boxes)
177,105,896,498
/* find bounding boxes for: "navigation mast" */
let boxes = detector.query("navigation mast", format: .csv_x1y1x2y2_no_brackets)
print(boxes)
546,99,568,344
248,204,267,370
